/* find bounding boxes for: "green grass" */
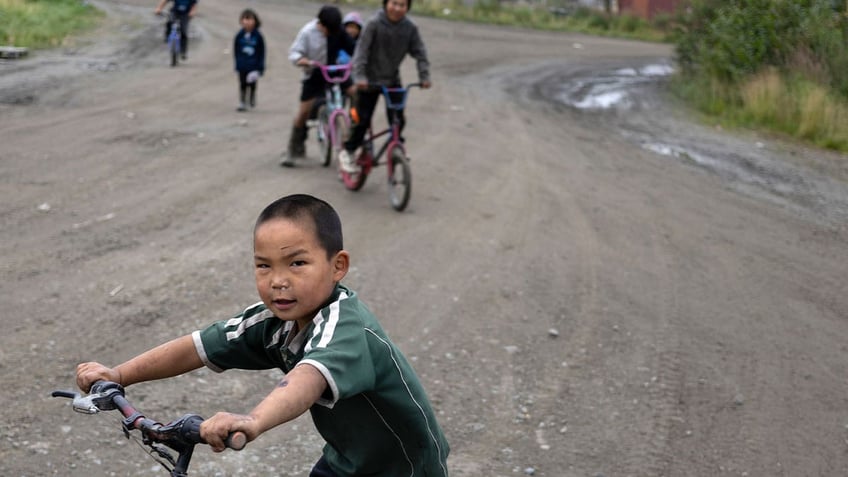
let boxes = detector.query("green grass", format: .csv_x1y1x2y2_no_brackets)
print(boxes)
671,71,848,153
0,0,103,49
348,0,673,42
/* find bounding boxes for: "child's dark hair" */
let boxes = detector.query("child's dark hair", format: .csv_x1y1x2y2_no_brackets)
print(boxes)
255,194,343,258
240,8,261,29
383,0,413,11
317,5,342,34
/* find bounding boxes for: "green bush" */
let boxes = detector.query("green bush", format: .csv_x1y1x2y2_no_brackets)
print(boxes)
675,0,848,97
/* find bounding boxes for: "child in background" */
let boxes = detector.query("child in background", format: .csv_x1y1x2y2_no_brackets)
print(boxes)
154,0,197,60
343,11,363,43
233,9,266,112
75,194,450,477
338,0,430,174
281,6,355,166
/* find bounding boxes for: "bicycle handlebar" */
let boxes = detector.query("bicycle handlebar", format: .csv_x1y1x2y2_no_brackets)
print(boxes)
311,61,352,84
52,381,245,476
375,83,422,110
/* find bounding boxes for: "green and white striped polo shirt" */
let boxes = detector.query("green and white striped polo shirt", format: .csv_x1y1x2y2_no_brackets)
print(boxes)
192,284,449,477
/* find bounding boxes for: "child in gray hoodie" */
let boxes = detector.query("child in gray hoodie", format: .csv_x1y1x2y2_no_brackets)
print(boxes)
338,0,431,173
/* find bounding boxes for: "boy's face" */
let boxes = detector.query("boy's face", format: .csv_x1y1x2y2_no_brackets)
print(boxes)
254,218,349,329
385,0,408,23
345,23,360,39
241,16,256,31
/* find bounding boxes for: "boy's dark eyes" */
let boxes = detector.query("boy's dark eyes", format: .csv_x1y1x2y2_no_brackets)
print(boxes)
255,263,270,269
291,260,307,267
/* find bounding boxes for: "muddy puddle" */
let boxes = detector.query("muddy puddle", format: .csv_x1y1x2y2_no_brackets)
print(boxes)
532,60,848,226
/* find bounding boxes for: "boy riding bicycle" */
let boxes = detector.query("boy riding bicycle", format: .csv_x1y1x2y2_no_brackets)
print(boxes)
76,194,450,477
281,6,356,167
154,0,197,60
338,0,431,174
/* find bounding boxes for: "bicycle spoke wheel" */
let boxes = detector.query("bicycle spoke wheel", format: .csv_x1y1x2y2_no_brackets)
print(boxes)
317,105,331,166
330,113,349,168
340,153,369,191
169,35,179,67
387,147,411,211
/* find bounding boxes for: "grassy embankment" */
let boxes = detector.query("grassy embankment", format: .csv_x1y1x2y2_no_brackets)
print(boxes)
0,0,102,49
673,0,848,152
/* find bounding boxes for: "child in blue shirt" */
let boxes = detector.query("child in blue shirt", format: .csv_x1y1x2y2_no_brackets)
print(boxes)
233,9,266,112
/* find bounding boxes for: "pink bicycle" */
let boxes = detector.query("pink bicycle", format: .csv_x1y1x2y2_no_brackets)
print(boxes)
312,62,352,167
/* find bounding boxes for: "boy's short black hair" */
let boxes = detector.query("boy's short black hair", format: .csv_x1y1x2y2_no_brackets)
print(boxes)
383,0,413,11
240,8,261,28
255,194,343,258
317,5,343,34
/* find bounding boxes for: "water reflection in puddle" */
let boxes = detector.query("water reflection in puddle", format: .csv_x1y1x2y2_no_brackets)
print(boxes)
557,64,674,110
550,62,848,223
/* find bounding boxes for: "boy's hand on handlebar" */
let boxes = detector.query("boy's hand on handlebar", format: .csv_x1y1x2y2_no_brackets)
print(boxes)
201,412,256,452
76,362,120,393
421,80,432,89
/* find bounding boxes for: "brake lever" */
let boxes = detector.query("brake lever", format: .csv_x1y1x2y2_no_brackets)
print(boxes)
51,381,125,414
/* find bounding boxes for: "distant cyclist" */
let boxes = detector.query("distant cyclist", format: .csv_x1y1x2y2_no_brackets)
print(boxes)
338,0,431,174
154,0,197,60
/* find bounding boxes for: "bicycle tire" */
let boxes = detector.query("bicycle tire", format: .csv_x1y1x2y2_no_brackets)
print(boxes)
169,35,179,67
387,146,411,211
340,152,368,191
317,105,331,166
330,113,349,168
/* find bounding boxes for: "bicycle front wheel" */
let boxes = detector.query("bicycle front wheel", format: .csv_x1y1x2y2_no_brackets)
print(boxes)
317,105,332,166
387,147,411,211
169,35,179,67
331,113,350,168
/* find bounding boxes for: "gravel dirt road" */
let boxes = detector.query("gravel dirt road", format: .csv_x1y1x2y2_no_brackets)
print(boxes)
2,1,847,476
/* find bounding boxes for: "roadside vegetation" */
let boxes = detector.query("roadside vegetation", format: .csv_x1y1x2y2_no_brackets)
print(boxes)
355,0,848,153
357,0,674,41
0,0,102,49
6,0,847,152
672,0,848,152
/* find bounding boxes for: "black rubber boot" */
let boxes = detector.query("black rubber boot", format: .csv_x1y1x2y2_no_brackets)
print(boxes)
281,126,307,167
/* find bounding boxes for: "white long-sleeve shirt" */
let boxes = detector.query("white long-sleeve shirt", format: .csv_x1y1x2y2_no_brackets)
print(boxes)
288,19,326,80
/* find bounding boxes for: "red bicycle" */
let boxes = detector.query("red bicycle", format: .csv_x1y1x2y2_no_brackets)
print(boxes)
340,84,420,212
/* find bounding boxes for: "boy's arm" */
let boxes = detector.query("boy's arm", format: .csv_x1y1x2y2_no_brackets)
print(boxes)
233,34,239,69
409,27,430,85
351,21,375,86
288,24,310,66
201,363,326,451
154,0,168,14
76,335,203,392
258,33,266,73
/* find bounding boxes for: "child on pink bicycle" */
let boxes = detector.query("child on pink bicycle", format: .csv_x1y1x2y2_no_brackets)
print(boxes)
281,6,356,167
338,0,431,174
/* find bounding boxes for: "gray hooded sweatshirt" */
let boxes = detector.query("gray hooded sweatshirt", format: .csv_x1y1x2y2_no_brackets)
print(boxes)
352,9,430,86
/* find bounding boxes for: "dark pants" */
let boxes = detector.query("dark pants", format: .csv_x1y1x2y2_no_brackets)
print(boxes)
310,456,340,477
164,12,190,55
238,71,256,105
343,87,405,153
